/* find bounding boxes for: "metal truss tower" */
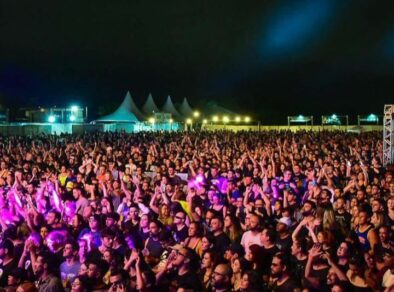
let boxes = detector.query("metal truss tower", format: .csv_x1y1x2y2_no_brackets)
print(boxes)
383,105,394,166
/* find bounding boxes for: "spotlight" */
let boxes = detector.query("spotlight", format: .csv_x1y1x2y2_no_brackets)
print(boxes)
193,111,200,118
70,106,79,112
69,115,76,122
48,115,56,123
244,116,251,123
186,118,192,124
212,116,219,122
235,116,241,122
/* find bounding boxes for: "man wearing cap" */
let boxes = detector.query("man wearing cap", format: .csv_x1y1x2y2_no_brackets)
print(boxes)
0,238,17,287
156,245,201,291
241,213,262,254
276,216,293,253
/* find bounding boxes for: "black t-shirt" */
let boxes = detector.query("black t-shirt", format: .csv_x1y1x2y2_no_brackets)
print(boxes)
172,225,188,243
0,258,18,287
276,235,292,254
272,277,300,292
214,232,231,256
290,256,307,285
335,210,351,233
165,270,202,292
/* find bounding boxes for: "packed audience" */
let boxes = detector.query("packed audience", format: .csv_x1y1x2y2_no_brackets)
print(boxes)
0,130,392,291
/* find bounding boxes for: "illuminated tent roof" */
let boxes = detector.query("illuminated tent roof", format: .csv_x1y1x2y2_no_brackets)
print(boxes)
162,95,182,120
127,91,145,120
179,97,193,118
142,93,159,115
95,91,139,123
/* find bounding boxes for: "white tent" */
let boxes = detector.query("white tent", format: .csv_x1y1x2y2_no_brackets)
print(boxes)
162,95,182,120
142,93,159,115
178,97,194,118
95,91,139,123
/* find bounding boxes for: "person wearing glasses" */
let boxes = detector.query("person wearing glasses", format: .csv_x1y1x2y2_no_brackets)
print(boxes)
171,211,188,243
156,245,201,291
211,263,232,292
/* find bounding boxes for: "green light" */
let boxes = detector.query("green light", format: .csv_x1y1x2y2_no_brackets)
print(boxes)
297,115,304,121
69,115,76,122
331,114,337,120
48,115,56,123
367,114,377,122
71,106,79,112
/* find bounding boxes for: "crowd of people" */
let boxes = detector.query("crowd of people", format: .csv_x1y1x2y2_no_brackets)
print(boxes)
0,130,392,291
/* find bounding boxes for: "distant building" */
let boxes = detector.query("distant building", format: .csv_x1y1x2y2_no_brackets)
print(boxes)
17,106,86,123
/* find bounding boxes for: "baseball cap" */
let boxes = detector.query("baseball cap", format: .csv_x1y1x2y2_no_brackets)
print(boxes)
278,217,292,228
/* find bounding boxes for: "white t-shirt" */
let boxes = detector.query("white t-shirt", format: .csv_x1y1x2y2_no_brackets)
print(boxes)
382,269,394,288
241,230,262,254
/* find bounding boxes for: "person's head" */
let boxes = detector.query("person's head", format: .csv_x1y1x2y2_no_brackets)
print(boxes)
326,267,339,287
333,240,349,259
7,267,25,287
171,246,198,271
63,240,78,259
302,200,316,217
371,199,383,213
72,214,84,229
291,238,308,256
270,252,290,278
174,211,186,227
33,252,55,277
211,264,232,290
103,249,115,264
388,196,394,211
210,217,223,233
101,228,115,249
16,282,38,292
0,239,14,259
108,268,127,291
240,270,261,291
231,257,242,274
348,257,366,279
358,210,370,226
201,235,215,252
89,215,100,231
335,197,346,210
276,217,291,233
149,220,161,238
188,221,202,238
260,228,275,245
379,226,390,243
78,263,88,276
105,213,119,228
201,250,215,269
371,212,384,229
248,213,260,232
46,209,61,226
86,259,108,280
364,251,375,269
70,275,88,292
73,187,83,200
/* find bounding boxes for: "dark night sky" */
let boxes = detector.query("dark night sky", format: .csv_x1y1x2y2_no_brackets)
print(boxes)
1,0,394,123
